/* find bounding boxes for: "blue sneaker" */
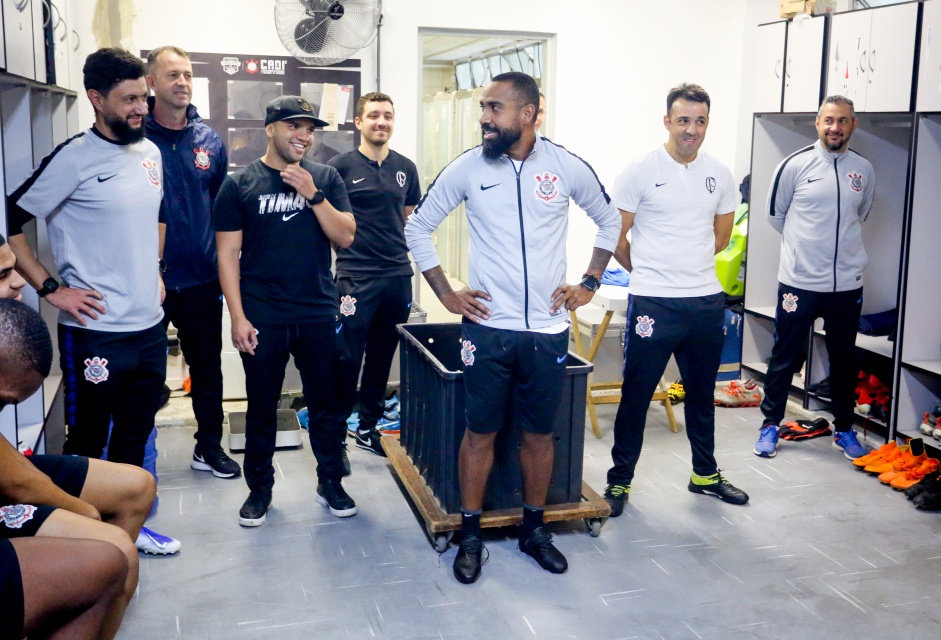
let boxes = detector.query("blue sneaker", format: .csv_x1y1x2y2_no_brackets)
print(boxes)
297,407,309,430
136,526,181,555
376,417,400,432
384,394,399,411
753,424,779,458
346,412,360,436
383,406,400,421
833,430,867,460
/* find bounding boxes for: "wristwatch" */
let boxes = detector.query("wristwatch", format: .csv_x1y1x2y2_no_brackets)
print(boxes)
158,259,167,274
580,273,601,292
37,277,60,298
310,190,325,205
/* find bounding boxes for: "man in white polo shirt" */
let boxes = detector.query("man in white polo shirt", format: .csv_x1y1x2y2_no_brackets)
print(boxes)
603,83,749,516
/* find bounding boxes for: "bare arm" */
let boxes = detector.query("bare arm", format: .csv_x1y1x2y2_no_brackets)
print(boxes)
216,230,258,356
158,222,166,303
714,211,734,254
421,265,492,323
7,234,105,326
403,204,416,222
613,210,635,271
280,164,356,248
0,436,100,520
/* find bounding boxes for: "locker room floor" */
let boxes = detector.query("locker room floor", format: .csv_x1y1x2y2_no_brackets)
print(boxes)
116,397,941,640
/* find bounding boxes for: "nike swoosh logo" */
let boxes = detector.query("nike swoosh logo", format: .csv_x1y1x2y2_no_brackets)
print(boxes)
282,211,301,222
556,354,568,364
352,178,365,184
335,325,342,334
480,183,500,191
808,178,822,183
98,174,117,182
655,182,667,187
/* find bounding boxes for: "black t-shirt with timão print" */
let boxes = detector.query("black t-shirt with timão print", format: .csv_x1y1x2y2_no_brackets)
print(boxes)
213,158,352,324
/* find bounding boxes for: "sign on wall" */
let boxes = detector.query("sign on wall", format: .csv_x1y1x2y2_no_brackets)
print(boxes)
142,50,362,170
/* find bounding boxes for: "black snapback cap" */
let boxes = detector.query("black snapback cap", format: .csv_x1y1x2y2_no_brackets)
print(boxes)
264,95,330,127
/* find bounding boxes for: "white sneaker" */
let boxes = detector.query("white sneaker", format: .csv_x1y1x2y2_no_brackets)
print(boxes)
136,526,181,555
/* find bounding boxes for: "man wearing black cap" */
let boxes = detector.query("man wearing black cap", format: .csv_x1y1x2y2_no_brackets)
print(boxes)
214,96,356,526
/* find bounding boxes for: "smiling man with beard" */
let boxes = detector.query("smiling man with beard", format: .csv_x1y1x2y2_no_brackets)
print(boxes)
753,96,874,461
406,72,620,584
214,95,356,527
6,48,182,556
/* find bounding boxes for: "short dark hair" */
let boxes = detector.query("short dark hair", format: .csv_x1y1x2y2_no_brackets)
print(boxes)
0,299,52,381
666,83,711,116
83,48,146,96
356,91,394,119
146,46,190,76
818,95,856,119
491,72,540,114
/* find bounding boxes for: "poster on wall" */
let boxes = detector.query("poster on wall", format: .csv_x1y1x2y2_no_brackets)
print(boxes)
142,50,362,170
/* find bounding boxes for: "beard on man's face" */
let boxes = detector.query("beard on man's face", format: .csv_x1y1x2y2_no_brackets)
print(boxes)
106,113,146,144
482,122,521,160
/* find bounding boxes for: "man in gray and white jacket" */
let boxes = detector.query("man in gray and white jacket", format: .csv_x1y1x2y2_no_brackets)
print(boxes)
754,95,875,460
406,72,620,584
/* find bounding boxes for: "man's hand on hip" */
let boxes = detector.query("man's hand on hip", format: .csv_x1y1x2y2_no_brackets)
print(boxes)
551,283,594,313
441,287,492,323
46,287,106,326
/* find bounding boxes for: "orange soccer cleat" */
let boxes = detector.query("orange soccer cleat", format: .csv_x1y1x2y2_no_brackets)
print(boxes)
852,440,898,469
890,458,941,490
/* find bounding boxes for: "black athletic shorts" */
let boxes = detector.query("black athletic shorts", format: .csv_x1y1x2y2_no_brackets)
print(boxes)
0,539,24,640
0,455,88,539
461,321,569,435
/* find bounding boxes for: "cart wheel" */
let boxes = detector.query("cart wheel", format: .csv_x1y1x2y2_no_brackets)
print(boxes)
433,531,454,553
586,518,603,537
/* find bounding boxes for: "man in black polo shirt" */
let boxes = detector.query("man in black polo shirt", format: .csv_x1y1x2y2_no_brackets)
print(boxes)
327,92,421,458
214,96,357,526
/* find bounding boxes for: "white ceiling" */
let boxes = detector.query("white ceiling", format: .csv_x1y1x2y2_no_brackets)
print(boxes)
422,34,532,64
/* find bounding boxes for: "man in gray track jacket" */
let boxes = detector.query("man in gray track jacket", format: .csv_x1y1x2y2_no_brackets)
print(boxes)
754,95,875,461
405,72,620,584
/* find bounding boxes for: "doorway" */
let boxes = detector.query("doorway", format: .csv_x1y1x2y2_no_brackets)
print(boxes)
418,29,554,287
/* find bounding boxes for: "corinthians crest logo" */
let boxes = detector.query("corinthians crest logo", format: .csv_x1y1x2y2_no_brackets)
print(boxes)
847,171,863,193
635,315,655,338
460,339,477,366
782,292,799,313
84,357,109,384
0,504,37,529
339,295,357,317
534,171,560,202
142,159,160,188
396,170,406,188
194,147,211,171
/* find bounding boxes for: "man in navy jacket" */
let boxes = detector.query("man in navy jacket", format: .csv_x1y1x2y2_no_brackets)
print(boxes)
145,46,239,479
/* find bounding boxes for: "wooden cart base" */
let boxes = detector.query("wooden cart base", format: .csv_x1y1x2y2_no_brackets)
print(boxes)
381,434,611,552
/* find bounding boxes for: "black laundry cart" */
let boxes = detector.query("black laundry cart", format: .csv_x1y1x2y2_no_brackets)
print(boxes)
383,322,610,552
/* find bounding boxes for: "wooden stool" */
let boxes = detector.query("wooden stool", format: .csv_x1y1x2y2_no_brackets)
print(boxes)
570,309,678,438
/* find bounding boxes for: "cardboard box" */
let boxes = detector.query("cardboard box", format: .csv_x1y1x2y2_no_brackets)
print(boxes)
780,0,806,18
781,0,839,19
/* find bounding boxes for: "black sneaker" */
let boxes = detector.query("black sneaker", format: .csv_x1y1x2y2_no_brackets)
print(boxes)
453,534,486,584
340,443,351,477
191,445,242,478
315,479,357,517
688,470,749,505
354,429,386,457
913,489,941,510
603,484,630,517
519,527,568,574
238,488,271,527
906,470,941,500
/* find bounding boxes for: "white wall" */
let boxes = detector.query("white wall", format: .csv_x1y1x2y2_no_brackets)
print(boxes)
68,0,795,281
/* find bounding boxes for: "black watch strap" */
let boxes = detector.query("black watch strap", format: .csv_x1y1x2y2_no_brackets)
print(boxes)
580,273,601,292
37,277,59,298
310,190,325,205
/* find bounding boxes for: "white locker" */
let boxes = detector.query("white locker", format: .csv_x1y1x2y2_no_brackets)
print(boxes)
2,0,37,79
917,0,941,112
31,0,45,83
50,0,71,89
784,15,827,113
0,1,5,69
827,8,871,107
753,21,787,113
826,3,918,112
865,2,918,112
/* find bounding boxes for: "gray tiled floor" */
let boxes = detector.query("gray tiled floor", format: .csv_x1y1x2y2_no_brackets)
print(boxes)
119,399,941,640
